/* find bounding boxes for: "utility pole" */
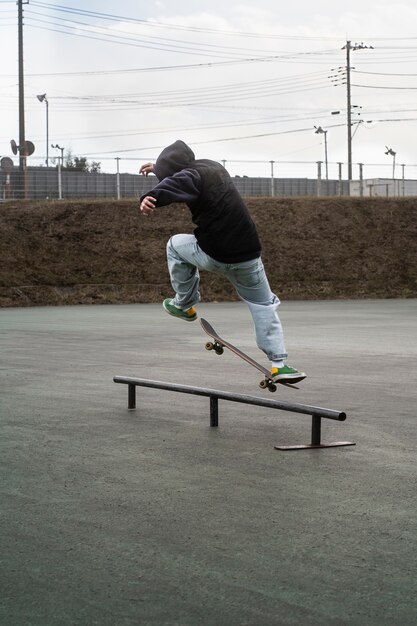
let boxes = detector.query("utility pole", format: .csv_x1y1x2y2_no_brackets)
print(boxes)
342,41,373,185
345,41,353,182
18,0,25,172
18,0,29,196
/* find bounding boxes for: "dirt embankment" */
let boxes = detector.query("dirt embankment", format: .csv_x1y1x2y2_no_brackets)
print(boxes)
0,196,416,307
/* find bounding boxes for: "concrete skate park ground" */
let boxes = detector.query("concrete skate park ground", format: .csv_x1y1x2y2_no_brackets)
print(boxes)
1,299,416,626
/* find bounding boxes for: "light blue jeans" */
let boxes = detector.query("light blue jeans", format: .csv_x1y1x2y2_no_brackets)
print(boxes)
167,234,288,361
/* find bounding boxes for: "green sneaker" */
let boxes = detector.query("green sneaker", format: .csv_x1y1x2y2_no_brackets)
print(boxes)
271,365,306,384
162,298,197,322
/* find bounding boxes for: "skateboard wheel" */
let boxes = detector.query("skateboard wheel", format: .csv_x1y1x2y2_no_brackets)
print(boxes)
268,384,277,393
259,379,268,389
205,342,214,351
215,346,224,355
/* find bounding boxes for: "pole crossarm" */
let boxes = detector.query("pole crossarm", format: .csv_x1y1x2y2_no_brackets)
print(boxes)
113,376,355,451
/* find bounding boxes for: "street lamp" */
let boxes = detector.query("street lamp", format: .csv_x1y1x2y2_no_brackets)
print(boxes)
51,143,64,199
314,126,328,180
385,146,396,179
36,93,49,167
51,143,64,162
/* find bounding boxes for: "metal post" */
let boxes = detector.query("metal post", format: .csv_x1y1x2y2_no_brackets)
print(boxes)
317,161,322,197
384,147,396,197
37,94,49,167
311,416,322,446
57,161,62,199
346,41,353,185
116,157,121,200
45,98,49,167
338,162,343,196
18,0,26,197
128,384,136,410
52,144,64,199
210,396,218,427
359,163,363,197
270,160,275,197
314,126,328,182
402,164,405,196
342,41,373,193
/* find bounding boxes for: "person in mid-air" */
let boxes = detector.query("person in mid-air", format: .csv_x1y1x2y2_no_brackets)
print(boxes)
139,140,306,385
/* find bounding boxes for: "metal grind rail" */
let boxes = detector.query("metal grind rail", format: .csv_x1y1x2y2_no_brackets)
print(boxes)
113,376,355,450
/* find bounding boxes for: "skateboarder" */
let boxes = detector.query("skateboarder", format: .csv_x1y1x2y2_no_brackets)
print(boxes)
139,140,306,384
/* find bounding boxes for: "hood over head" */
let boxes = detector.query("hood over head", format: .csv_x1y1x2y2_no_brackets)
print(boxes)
153,140,195,181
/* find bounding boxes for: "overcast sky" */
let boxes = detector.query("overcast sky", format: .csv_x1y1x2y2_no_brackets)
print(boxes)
2,0,417,177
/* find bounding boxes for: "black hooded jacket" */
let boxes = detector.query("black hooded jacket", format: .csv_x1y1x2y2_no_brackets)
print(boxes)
141,140,261,263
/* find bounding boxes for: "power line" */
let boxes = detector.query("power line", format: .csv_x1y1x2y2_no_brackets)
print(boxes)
76,116,417,157
1,48,416,79
27,1,345,41
25,20,255,59
3,111,337,143
26,9,281,56
80,121,353,156
25,21,345,66
27,1,417,45
352,83,417,90
27,83,331,111
45,71,332,106
0,53,340,77
353,69,417,76
25,14,277,58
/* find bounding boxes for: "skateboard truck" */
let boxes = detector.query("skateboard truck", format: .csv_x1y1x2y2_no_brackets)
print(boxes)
205,340,224,356
205,338,278,391
203,324,299,393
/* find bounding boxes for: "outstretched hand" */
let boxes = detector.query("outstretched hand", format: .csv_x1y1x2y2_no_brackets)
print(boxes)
140,195,156,216
139,162,154,176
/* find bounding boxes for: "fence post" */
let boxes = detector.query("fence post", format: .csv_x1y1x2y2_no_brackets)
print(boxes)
337,162,343,196
270,160,275,197
317,161,322,197
359,163,363,197
57,159,62,199
115,157,121,200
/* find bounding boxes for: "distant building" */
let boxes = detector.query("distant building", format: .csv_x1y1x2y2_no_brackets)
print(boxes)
350,178,417,197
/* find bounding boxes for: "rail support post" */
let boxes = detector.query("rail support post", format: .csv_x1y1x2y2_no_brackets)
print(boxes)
311,415,321,446
210,396,219,427
128,383,136,410
275,414,354,450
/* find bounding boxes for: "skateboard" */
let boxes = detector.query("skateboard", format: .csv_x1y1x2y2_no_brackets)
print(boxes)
200,318,299,392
